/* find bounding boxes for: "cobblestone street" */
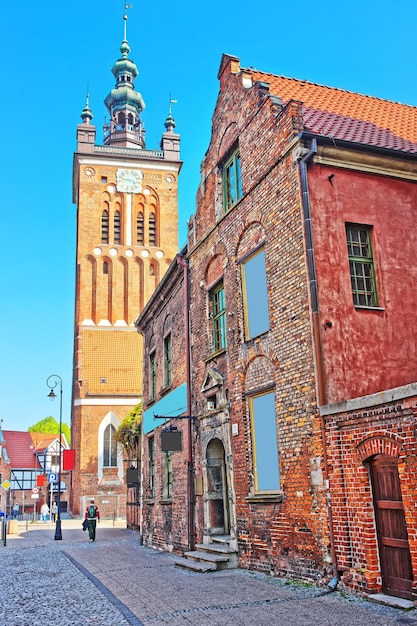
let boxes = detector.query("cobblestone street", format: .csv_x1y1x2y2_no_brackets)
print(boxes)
1,520,416,626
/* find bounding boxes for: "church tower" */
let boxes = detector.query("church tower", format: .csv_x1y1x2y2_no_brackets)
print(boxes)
71,10,181,516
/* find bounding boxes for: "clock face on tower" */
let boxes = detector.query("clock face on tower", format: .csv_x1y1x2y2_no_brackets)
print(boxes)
116,168,143,193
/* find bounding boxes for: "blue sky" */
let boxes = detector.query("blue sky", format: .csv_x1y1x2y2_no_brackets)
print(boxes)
1,0,416,432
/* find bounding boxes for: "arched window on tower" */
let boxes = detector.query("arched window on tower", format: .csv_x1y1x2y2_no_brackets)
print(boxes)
103,424,117,467
117,112,125,130
103,261,109,275
149,212,156,246
101,210,109,244
114,210,121,244
136,211,144,245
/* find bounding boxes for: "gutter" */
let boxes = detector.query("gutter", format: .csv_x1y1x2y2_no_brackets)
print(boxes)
300,130,417,162
298,137,339,590
177,256,195,551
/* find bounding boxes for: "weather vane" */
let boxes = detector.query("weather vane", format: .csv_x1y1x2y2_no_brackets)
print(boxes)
123,2,132,40
169,94,178,115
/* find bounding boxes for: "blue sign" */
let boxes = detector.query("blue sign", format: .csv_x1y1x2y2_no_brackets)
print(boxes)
48,473,57,483
143,383,187,434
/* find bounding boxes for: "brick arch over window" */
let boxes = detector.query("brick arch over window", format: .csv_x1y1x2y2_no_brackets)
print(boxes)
244,356,280,494
356,434,404,463
206,254,224,287
163,314,172,337
236,221,265,259
244,356,275,394
217,121,238,157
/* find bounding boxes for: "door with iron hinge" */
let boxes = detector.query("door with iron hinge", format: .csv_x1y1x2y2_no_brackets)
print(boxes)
369,455,413,600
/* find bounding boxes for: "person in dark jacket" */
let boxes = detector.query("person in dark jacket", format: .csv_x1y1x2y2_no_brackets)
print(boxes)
84,500,100,542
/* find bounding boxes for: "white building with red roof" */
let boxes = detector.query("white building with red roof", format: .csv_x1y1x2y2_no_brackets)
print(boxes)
0,429,69,517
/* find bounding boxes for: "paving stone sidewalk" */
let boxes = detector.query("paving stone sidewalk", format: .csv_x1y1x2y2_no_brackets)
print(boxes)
1,521,416,625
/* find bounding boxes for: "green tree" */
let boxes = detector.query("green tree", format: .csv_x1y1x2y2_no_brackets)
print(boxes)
28,416,71,445
115,403,142,457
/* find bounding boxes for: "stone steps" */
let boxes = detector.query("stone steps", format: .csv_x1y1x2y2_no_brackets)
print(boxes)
174,535,238,572
173,556,217,572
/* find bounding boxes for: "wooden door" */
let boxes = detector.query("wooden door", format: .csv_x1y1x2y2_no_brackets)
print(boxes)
370,455,413,599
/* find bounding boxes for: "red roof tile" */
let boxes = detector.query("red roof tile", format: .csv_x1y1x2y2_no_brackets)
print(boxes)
29,432,67,452
2,431,39,469
249,69,417,153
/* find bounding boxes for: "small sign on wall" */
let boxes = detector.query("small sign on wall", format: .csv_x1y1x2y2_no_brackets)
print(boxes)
161,430,182,452
126,467,140,486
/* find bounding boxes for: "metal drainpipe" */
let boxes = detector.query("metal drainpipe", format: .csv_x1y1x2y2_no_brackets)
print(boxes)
299,138,339,589
177,256,195,551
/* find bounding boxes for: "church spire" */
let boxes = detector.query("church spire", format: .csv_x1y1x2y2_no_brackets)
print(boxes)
80,89,93,124
103,5,146,148
164,96,177,132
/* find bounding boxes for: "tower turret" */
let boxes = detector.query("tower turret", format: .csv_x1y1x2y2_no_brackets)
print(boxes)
103,10,145,148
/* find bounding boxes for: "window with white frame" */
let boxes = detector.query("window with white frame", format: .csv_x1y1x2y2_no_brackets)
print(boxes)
103,424,117,467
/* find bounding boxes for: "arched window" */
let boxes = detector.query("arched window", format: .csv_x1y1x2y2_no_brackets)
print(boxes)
136,211,144,245
114,210,121,244
103,424,117,467
101,210,109,244
149,212,156,246
103,261,109,275
117,112,126,130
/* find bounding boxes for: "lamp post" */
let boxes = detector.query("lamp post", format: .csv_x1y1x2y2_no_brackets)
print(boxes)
46,375,63,540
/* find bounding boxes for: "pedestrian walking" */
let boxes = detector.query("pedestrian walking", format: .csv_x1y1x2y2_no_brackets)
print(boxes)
12,503,19,519
51,501,58,521
40,502,49,523
84,500,100,542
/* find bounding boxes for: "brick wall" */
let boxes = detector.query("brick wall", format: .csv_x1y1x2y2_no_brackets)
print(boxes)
187,64,330,581
324,392,417,598
138,259,191,551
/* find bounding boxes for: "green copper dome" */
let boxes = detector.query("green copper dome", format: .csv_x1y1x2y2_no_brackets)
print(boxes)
104,34,146,148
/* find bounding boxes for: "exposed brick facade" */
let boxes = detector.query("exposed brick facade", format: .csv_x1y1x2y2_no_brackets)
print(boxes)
322,388,417,599
135,258,190,551
136,53,417,601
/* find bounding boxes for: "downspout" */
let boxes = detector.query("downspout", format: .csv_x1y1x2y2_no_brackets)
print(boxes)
177,256,195,551
299,137,339,589
138,412,144,545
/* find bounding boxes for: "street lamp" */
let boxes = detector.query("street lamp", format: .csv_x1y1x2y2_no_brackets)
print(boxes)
46,374,63,540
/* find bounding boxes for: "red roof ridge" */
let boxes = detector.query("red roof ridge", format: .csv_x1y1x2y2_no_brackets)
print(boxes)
245,66,416,110
236,63,417,152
